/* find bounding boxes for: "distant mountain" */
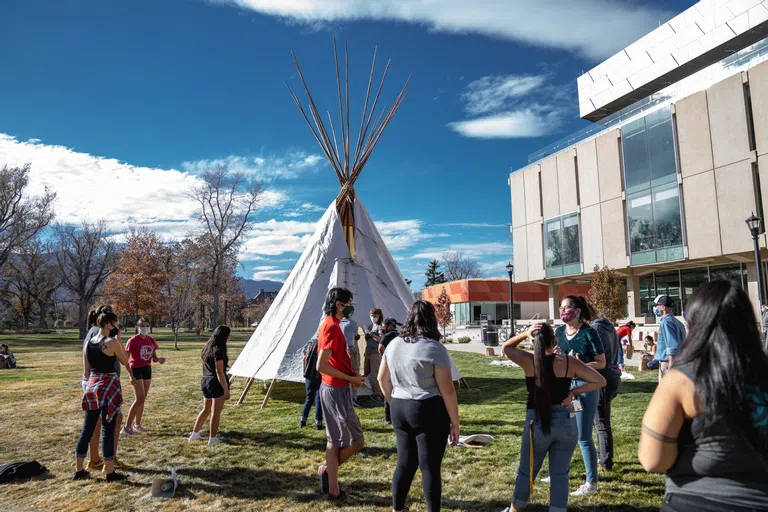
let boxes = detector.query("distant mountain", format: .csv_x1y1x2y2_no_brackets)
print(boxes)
240,278,282,299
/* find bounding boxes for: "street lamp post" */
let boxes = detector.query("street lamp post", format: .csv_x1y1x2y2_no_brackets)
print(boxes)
506,262,515,333
746,213,767,351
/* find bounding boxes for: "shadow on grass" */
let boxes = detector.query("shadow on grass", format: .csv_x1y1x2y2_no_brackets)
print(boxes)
132,465,391,506
618,381,658,394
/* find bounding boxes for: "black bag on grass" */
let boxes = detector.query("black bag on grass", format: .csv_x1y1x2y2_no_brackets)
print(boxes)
0,461,48,483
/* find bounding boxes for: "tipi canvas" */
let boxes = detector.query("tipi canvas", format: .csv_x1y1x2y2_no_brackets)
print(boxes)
229,39,463,404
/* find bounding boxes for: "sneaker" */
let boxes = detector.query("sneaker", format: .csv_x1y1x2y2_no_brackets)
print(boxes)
300,419,307,428
134,425,149,433
571,482,598,497
318,465,329,495
114,459,132,470
72,469,90,481
541,476,551,483
316,423,324,431
208,435,222,445
86,458,104,470
188,431,204,442
325,489,347,501
105,471,127,482
121,426,136,436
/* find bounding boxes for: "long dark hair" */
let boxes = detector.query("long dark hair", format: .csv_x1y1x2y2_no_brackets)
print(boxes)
532,323,557,434
202,325,231,370
323,288,353,316
400,300,442,341
563,295,594,323
87,304,113,329
679,280,768,457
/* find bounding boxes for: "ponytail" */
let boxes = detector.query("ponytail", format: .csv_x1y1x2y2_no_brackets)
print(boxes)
564,295,594,323
87,309,98,329
532,323,556,434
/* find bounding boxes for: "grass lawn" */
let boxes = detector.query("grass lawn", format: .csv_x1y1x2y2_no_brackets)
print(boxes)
0,329,664,511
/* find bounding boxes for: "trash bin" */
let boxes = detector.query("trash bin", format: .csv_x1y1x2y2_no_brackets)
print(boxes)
485,330,499,347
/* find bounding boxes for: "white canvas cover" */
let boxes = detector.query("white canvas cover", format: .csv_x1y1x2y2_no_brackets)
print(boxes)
230,199,463,383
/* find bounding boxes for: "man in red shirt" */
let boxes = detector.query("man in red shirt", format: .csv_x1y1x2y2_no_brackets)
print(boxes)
317,287,366,501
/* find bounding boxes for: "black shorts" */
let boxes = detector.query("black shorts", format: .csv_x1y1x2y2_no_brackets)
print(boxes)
132,366,152,380
201,377,226,399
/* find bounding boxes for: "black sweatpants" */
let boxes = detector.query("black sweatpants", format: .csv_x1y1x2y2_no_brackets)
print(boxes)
391,396,451,512
594,376,620,469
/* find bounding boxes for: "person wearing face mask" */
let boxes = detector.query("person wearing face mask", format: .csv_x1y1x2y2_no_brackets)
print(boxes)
552,295,605,497
121,318,166,435
365,308,385,402
653,295,685,380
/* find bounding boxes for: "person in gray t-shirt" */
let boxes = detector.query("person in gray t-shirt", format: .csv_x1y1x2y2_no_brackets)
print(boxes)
378,300,460,512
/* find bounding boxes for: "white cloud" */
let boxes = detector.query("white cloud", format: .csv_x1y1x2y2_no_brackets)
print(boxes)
251,268,291,281
438,222,507,228
215,0,674,59
0,133,284,248
409,242,511,261
181,152,324,181
374,219,446,252
462,75,547,116
448,108,565,139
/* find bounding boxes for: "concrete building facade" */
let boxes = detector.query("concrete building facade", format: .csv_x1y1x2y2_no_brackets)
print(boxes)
510,1,768,321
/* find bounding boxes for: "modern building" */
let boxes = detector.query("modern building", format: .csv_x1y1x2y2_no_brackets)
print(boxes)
421,279,589,326
510,0,768,321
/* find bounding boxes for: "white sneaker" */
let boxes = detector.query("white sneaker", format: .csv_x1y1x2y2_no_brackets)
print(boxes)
571,482,598,496
188,431,203,442
121,426,136,436
208,435,222,445
541,476,551,483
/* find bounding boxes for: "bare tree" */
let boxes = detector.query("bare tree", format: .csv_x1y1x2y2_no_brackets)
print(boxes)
6,238,61,329
164,241,198,349
55,221,117,338
0,164,56,273
190,165,263,329
441,251,481,281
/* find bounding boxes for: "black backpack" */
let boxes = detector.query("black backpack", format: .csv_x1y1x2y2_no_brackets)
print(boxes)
302,339,319,379
0,461,47,483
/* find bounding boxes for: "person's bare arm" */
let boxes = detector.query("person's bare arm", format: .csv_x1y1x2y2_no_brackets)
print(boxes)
567,357,605,403
152,347,166,364
215,359,230,400
501,324,542,371
108,339,135,383
82,345,90,380
377,358,393,402
588,353,606,370
317,349,365,387
638,369,687,472
436,366,460,446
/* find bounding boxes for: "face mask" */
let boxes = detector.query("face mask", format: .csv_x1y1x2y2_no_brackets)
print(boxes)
109,326,119,337
342,305,355,317
559,309,578,323
139,327,150,336
370,316,378,325
653,308,663,317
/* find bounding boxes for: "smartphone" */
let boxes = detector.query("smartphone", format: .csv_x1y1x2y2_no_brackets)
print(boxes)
571,398,583,413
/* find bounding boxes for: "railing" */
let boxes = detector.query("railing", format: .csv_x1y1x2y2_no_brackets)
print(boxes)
527,33,768,165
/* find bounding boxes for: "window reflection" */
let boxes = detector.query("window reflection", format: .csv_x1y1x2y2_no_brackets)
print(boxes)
545,213,580,277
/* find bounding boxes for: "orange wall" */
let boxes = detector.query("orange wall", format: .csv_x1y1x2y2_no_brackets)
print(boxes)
422,279,591,305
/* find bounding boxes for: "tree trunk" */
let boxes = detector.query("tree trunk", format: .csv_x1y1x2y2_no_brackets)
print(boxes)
172,319,179,350
78,298,88,339
38,301,48,329
22,315,29,330
211,280,220,330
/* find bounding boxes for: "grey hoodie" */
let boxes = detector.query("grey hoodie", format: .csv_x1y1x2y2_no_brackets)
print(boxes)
590,318,623,380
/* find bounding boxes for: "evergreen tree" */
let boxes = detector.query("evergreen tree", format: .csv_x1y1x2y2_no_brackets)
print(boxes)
424,259,447,287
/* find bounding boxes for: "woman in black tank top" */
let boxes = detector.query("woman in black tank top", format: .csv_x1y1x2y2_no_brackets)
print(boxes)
500,323,605,512
639,280,768,511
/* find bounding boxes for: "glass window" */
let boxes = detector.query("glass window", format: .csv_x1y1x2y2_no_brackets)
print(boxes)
681,268,708,311
622,106,684,266
710,264,746,289
639,275,656,317
655,270,681,315
545,213,581,277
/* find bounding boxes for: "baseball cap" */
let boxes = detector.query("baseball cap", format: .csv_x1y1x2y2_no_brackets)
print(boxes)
383,317,401,327
654,295,672,307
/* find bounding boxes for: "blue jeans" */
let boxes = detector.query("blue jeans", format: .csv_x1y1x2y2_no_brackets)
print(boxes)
513,407,578,512
572,379,599,484
301,376,323,425
75,408,117,461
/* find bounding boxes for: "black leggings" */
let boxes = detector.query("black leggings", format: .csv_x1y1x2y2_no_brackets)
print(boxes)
660,492,765,512
391,396,450,512
75,408,117,461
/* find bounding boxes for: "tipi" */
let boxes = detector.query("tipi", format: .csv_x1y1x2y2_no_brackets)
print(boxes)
229,40,463,406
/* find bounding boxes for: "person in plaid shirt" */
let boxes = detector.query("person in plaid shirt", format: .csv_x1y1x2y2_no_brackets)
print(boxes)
74,311,135,482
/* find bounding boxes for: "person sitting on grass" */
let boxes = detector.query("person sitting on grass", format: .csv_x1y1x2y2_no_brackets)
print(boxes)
501,322,605,512
121,318,166,435
316,287,366,501
74,311,135,482
189,325,231,445
80,305,130,472
0,343,15,369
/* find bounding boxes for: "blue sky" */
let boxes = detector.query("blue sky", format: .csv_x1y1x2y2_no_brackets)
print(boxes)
0,0,695,289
